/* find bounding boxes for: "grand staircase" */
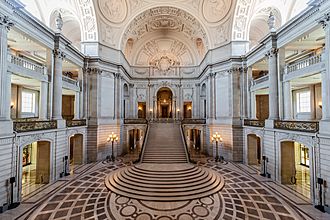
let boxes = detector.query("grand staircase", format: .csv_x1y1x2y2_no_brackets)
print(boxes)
105,122,225,201
142,123,187,163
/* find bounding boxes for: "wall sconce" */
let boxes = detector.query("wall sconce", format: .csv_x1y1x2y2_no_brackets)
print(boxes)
187,106,192,111
319,101,322,109
149,108,153,112
177,109,180,112
163,99,167,103
10,102,14,109
138,106,142,111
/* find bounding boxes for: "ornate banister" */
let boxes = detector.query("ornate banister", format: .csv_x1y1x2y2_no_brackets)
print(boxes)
243,119,265,127
14,120,57,132
124,119,148,124
66,119,87,127
274,120,319,133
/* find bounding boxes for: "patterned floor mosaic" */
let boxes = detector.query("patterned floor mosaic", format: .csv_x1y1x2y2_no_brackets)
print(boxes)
1,160,329,220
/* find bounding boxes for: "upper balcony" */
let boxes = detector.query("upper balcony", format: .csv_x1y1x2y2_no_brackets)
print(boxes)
284,53,324,81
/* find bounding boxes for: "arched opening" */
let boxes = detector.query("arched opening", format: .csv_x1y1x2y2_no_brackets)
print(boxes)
157,87,173,118
69,134,84,173
21,141,50,197
281,141,311,199
128,129,144,152
187,129,202,150
247,134,262,168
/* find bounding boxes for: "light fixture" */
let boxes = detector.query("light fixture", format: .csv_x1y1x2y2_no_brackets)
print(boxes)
177,109,180,112
319,101,322,109
10,102,14,109
187,106,192,111
164,99,167,103
149,108,153,112
107,132,119,162
211,132,223,162
138,106,142,111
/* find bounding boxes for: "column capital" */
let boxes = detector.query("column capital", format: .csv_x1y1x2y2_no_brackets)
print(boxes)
265,48,279,58
0,15,14,31
320,13,330,29
53,49,66,59
86,67,102,75
114,72,121,79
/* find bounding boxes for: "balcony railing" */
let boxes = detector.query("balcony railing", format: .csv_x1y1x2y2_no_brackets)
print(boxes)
252,75,269,86
274,120,319,133
286,53,323,74
62,75,79,86
66,119,87,127
181,118,206,124
9,54,45,74
244,119,265,127
14,120,57,132
124,119,148,124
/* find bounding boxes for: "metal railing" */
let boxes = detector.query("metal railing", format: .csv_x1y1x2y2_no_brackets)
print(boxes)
181,118,206,124
14,120,57,132
124,118,148,124
137,124,149,163
244,119,265,127
66,119,87,127
9,54,45,74
274,120,319,133
286,53,323,74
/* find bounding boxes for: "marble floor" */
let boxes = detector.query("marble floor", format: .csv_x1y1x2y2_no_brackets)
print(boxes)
1,159,329,220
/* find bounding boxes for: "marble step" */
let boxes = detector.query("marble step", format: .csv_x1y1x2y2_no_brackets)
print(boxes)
105,164,225,201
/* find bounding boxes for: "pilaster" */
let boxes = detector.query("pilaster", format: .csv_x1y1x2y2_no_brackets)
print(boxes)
266,48,279,120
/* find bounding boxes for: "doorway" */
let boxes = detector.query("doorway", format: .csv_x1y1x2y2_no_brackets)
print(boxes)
69,134,83,173
281,141,311,199
247,134,262,168
21,141,50,197
157,87,173,118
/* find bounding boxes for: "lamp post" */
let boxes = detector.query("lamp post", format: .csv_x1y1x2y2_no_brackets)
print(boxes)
211,132,222,162
107,132,118,162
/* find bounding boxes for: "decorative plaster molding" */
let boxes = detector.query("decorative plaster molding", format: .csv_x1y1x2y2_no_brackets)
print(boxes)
202,0,232,23
0,15,14,31
53,49,66,60
98,0,128,24
265,48,279,58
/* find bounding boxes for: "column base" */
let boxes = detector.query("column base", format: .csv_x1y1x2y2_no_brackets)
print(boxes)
319,120,330,135
56,119,66,129
0,120,13,136
265,119,275,129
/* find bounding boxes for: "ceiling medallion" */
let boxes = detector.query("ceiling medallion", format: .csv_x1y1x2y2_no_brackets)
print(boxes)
202,0,231,23
98,0,127,24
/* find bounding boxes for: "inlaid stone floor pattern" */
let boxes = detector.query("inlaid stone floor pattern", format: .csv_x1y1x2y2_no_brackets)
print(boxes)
8,159,316,220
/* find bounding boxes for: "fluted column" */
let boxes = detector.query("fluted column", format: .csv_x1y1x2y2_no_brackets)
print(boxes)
39,81,48,120
320,15,330,120
283,81,292,120
52,49,65,120
266,48,279,119
0,15,13,121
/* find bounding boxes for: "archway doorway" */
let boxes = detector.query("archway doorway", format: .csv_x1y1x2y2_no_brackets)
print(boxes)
69,134,83,173
247,134,262,168
281,141,311,199
157,87,173,118
21,141,50,197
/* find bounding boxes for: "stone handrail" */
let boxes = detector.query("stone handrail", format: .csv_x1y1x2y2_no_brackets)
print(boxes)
66,119,87,127
286,53,323,74
274,120,319,133
14,120,57,132
62,75,79,86
252,75,269,86
244,119,265,127
181,118,206,124
124,118,148,124
9,54,45,74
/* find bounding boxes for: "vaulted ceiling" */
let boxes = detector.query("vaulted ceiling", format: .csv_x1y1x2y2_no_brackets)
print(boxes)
20,0,309,66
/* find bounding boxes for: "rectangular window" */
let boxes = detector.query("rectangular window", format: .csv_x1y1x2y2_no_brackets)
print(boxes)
296,91,311,113
21,91,35,113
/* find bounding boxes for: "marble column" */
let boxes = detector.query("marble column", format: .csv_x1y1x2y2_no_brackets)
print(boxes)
320,16,330,120
283,81,292,120
74,91,80,119
0,15,13,122
247,67,253,118
195,83,200,118
52,49,65,120
250,91,256,119
266,48,279,120
39,81,48,120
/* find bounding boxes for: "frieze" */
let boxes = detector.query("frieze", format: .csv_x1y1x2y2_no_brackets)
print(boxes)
319,13,330,29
